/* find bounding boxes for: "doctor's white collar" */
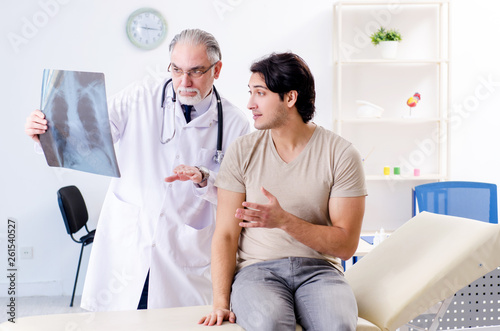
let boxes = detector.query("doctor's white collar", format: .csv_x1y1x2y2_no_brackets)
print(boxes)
179,89,213,119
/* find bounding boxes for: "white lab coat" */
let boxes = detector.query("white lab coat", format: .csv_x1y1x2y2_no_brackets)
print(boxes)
81,77,250,311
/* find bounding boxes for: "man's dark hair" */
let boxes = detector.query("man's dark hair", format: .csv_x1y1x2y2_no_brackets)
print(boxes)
250,52,315,123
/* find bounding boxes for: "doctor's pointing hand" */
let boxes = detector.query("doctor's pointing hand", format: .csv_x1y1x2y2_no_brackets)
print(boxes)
165,164,208,187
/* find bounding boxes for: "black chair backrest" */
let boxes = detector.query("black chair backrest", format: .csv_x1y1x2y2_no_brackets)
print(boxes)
57,185,89,235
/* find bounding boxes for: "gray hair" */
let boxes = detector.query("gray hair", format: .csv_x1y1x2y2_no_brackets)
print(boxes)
169,29,222,63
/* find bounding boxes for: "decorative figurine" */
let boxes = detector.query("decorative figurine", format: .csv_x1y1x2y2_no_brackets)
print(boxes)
406,92,421,117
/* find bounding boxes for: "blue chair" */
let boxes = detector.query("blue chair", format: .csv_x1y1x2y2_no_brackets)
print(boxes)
412,181,498,223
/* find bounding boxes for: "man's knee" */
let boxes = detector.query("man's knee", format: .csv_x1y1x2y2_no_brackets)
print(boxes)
231,293,296,330
234,309,297,331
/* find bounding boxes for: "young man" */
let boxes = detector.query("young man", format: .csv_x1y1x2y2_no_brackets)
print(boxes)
200,53,367,330
24,29,250,311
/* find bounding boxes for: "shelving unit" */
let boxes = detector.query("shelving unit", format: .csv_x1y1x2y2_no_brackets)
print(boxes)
333,0,450,230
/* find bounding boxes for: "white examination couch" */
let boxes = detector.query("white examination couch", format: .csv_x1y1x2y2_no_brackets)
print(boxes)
1,212,499,331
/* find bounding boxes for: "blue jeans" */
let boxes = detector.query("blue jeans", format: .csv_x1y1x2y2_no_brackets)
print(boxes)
230,257,357,331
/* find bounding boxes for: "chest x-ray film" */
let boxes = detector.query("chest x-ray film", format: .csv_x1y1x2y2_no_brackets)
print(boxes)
39,69,120,177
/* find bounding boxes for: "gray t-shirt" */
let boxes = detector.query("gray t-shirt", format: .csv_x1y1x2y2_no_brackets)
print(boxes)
215,125,367,271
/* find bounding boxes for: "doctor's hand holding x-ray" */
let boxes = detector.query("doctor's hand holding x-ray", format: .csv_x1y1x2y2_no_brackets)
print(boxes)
24,29,251,312
25,109,47,143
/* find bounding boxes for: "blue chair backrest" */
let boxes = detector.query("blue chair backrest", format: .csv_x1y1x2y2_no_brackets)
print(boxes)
413,181,498,224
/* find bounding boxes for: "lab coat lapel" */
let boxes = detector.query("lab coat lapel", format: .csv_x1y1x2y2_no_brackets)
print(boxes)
182,93,218,128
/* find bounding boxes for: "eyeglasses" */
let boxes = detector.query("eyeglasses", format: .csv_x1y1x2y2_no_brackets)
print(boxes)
168,62,218,79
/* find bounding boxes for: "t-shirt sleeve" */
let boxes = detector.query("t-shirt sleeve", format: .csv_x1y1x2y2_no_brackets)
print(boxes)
331,144,367,198
214,138,246,193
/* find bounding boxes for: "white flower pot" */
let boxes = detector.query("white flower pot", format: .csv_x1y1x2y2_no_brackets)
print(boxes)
379,41,399,59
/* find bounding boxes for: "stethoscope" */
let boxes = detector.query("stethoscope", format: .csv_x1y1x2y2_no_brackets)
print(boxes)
160,78,224,164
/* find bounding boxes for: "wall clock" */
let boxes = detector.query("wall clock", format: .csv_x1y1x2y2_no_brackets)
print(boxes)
126,8,167,50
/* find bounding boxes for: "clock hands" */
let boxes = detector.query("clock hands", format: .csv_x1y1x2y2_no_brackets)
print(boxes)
139,26,161,31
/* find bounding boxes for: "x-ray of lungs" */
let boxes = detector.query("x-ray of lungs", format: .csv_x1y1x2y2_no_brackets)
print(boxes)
39,69,120,177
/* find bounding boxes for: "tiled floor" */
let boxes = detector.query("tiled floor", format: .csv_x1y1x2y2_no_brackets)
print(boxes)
1,296,87,323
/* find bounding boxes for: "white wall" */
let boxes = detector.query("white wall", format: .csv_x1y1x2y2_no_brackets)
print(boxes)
0,0,499,299
449,1,500,182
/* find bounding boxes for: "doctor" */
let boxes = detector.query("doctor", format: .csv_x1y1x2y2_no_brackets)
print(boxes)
24,29,251,311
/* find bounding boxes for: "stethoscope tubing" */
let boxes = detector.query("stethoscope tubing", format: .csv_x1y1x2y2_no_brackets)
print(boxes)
160,79,224,164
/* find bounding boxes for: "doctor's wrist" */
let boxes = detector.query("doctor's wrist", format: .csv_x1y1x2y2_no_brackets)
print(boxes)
195,166,209,187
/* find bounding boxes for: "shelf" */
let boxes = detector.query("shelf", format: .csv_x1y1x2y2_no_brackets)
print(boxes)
366,174,445,181
336,59,448,65
338,118,444,124
335,0,448,6
333,0,449,230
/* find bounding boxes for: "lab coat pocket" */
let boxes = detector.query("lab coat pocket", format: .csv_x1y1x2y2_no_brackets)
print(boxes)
101,192,141,246
174,221,215,267
197,147,218,172
181,202,214,230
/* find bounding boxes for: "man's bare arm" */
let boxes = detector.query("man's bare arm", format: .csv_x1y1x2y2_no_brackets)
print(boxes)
199,188,245,326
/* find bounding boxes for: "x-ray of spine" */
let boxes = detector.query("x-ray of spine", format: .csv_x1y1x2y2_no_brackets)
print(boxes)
39,69,120,177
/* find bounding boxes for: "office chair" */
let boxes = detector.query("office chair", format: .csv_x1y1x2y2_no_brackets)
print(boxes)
412,181,498,223
57,185,96,307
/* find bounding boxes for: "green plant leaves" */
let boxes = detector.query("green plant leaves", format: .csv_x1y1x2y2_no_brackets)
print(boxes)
370,27,402,45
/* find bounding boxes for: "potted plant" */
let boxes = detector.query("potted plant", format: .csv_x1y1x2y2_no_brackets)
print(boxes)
370,27,402,59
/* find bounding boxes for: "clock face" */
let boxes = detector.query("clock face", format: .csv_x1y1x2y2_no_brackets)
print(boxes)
126,8,167,50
